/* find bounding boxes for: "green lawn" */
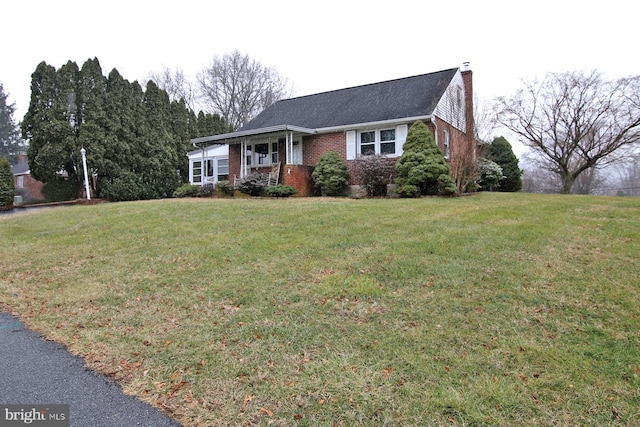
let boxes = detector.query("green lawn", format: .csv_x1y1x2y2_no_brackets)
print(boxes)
1,193,639,426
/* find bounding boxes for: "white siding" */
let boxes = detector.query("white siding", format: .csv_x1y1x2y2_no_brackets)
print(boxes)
434,70,466,133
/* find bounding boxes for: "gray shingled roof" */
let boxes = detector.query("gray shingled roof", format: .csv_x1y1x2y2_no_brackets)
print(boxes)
240,68,458,131
11,159,29,175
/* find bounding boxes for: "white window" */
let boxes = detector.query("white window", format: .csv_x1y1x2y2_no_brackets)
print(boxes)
271,142,278,164
16,175,24,188
192,161,202,183
360,131,375,155
191,158,229,184
291,141,302,164
359,128,397,156
246,142,278,166
217,158,229,181
443,128,451,159
380,129,396,155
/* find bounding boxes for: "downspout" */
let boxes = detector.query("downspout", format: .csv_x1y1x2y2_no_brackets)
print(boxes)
201,144,205,185
431,116,438,148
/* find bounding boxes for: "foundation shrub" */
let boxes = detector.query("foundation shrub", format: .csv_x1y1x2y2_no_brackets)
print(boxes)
351,154,395,197
173,184,199,198
237,173,266,196
312,151,349,196
265,184,297,198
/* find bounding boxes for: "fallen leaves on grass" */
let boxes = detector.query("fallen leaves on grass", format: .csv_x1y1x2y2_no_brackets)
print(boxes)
258,407,273,416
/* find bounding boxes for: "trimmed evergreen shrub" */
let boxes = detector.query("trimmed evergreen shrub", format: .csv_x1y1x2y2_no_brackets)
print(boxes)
312,151,349,196
395,121,457,197
215,180,235,197
41,178,78,202
101,172,146,202
173,184,199,198
265,184,297,197
197,184,216,197
0,157,15,207
237,173,266,196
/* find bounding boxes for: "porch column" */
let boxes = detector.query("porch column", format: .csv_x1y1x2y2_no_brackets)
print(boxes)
240,139,247,178
285,131,294,164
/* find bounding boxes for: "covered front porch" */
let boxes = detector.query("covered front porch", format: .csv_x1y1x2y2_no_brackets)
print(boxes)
190,125,317,196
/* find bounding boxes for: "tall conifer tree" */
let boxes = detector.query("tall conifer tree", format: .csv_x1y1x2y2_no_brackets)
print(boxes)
0,83,21,164
486,136,522,192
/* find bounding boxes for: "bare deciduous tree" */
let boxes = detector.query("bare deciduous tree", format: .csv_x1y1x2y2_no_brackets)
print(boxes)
616,151,640,196
148,67,198,111
495,70,640,194
473,95,495,144
197,51,291,130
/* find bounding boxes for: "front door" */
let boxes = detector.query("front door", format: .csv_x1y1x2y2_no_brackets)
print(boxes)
291,140,302,165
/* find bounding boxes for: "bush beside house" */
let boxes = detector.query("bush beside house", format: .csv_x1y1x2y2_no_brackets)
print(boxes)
265,184,297,197
395,121,457,197
350,154,396,197
312,151,349,196
0,157,15,207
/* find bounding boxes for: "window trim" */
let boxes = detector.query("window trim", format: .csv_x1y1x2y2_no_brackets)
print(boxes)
192,161,202,183
190,157,229,184
246,142,278,167
358,128,397,157
443,128,451,159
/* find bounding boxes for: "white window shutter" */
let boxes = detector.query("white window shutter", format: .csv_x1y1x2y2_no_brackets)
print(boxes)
346,130,356,160
396,124,408,155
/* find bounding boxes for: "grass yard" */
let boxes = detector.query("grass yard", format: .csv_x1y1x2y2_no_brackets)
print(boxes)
1,193,639,426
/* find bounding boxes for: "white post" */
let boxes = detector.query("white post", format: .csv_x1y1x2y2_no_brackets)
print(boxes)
80,147,90,200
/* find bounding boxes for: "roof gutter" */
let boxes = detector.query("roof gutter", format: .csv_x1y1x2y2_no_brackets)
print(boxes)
315,115,432,133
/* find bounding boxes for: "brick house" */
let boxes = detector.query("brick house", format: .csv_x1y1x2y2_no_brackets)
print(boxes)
11,154,45,203
190,64,475,196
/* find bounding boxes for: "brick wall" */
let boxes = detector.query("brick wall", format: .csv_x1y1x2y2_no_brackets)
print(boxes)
14,174,45,203
228,144,241,182
303,133,346,165
282,164,315,196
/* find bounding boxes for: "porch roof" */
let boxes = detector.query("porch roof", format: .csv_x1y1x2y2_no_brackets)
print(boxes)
191,124,316,146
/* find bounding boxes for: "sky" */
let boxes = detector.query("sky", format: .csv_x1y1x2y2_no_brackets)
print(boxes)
2,0,638,157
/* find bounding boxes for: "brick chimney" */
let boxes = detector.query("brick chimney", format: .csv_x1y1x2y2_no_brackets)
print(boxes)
461,62,474,139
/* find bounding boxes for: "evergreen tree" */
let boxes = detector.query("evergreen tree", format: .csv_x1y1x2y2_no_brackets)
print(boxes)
486,136,522,192
142,80,181,198
77,58,108,194
23,61,59,183
0,157,14,207
395,121,456,197
195,111,232,138
170,99,192,182
0,83,22,164
23,58,222,202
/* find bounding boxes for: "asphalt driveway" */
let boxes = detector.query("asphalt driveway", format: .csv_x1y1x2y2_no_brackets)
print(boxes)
0,309,182,427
